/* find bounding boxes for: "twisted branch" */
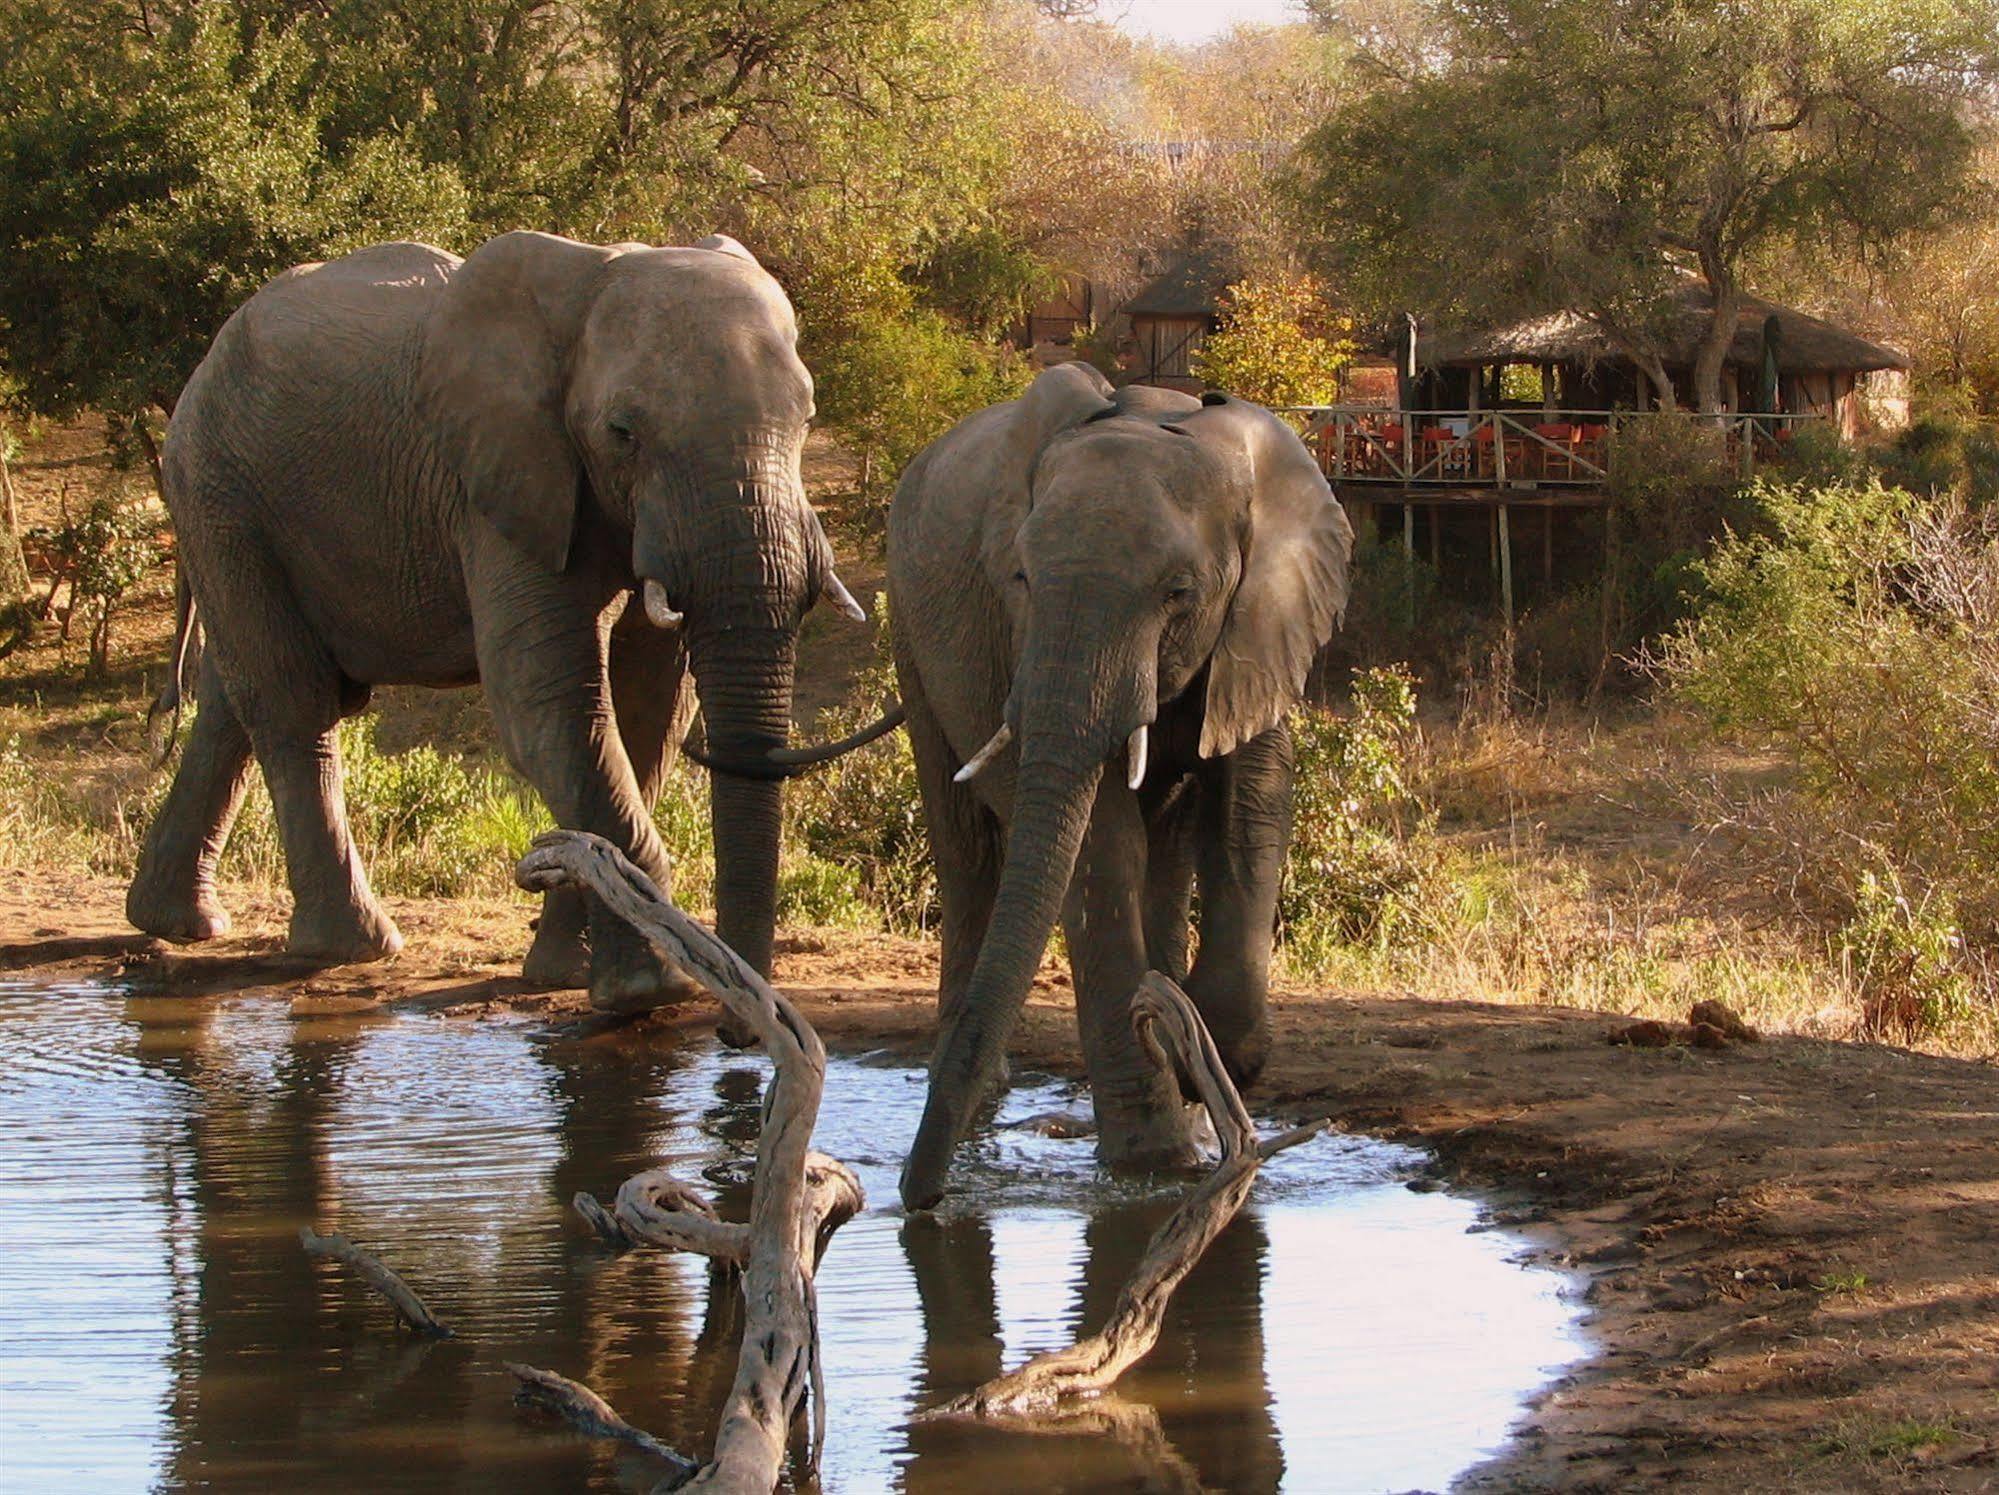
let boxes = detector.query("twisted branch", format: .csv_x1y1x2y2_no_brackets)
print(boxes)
300,1227,453,1338
927,972,1326,1419
516,830,858,1492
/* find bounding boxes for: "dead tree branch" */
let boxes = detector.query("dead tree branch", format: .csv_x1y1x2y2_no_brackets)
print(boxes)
505,1362,699,1478
299,1227,453,1338
516,830,857,1492
926,972,1324,1419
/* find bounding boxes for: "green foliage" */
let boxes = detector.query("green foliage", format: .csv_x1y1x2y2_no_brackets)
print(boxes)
1191,273,1354,408
1601,413,1752,655
781,596,938,932
804,267,1031,497
28,490,167,674
1282,666,1463,967
1655,478,1999,1037
1838,867,1973,1040
1878,416,1999,509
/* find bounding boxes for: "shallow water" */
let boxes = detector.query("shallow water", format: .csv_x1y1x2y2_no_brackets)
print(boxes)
0,979,1589,1493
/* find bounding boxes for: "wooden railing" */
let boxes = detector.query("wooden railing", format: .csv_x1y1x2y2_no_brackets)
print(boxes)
1273,408,1826,487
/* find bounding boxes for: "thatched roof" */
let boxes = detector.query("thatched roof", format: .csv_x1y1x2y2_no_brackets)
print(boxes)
1425,278,1907,374
1123,245,1236,320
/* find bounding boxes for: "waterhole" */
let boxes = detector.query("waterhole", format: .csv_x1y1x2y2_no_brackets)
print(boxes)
0,980,1588,1492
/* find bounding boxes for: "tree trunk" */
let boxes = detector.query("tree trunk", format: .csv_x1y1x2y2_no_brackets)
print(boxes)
1691,276,1739,417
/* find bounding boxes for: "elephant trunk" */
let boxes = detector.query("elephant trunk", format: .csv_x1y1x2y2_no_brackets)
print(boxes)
688,623,795,978
901,602,1145,1210
638,446,813,979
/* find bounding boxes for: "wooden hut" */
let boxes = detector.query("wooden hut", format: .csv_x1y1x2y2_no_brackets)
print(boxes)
1120,246,1236,393
1418,278,1909,437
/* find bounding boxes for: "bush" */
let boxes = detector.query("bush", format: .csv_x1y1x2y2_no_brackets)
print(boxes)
1654,477,1999,1038
1190,273,1354,410
781,595,936,933
1281,665,1463,969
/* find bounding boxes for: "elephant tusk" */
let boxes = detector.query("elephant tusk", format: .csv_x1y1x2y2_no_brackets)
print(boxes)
1126,724,1148,790
643,579,683,629
824,572,867,622
952,723,1013,784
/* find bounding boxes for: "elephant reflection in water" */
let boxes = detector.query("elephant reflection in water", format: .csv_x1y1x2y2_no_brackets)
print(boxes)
127,1002,720,1491
900,1205,1283,1493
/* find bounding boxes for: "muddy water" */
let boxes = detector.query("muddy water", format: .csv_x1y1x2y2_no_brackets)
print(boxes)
0,980,1588,1493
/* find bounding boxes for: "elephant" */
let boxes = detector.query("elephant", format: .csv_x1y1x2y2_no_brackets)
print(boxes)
126,230,862,1010
887,363,1353,1209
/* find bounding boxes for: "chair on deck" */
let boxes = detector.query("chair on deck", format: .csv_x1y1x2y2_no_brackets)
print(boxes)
1530,422,1577,479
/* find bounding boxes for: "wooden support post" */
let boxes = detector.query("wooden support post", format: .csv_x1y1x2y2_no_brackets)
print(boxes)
1403,502,1415,559
1542,505,1554,588
1498,504,1514,630
1429,504,1441,569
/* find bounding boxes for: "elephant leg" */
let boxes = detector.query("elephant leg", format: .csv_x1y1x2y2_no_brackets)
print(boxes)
1141,777,1201,984
522,607,693,994
467,557,684,1015
1186,721,1294,1090
1061,774,1200,1171
183,541,400,962
902,675,1003,1030
128,656,254,942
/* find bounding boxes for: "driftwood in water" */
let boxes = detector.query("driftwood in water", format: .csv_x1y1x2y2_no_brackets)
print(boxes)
505,1362,698,1478
929,973,1327,1419
516,829,856,1493
299,1227,454,1338
591,1151,864,1269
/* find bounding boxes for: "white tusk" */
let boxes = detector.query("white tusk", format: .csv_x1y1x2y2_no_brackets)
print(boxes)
824,572,867,622
1125,724,1148,790
953,722,1013,784
643,578,683,628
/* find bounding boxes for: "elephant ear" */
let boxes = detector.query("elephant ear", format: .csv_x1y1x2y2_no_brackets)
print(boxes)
418,231,624,572
1186,394,1355,759
975,363,1117,586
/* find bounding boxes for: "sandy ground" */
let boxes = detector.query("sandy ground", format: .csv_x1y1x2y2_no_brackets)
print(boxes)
3,874,1994,1493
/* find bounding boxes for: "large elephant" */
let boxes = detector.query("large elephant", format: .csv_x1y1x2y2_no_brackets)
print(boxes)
127,230,860,1010
889,364,1353,1209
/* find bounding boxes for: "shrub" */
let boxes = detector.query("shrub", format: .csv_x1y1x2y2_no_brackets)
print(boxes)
1191,273,1354,410
1281,665,1462,969
781,596,936,933
1654,478,1999,1037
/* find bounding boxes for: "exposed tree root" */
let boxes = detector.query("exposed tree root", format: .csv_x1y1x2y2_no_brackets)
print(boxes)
925,972,1326,1419
516,829,860,1492
505,1362,698,1479
299,1226,453,1338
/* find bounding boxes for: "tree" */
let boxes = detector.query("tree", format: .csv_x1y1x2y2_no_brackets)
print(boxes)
0,2,468,431
1292,0,1999,412
1192,273,1355,407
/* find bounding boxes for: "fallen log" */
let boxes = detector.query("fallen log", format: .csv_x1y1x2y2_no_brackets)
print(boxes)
299,1227,453,1339
516,830,853,1492
926,972,1325,1419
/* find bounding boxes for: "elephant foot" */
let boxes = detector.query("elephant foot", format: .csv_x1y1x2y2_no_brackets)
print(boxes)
287,900,403,965
126,878,232,944
1091,1094,1203,1174
521,931,590,991
588,948,706,1017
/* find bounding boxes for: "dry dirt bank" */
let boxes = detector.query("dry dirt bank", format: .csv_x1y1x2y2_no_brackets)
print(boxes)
2,875,1993,1492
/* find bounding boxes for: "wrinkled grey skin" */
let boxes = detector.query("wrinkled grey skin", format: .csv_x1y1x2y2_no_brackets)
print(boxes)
889,364,1354,1208
127,231,850,1010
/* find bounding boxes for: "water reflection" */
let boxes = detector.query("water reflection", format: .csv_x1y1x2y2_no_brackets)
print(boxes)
0,982,1589,1493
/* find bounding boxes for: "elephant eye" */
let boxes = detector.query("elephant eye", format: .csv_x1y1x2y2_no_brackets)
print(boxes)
607,416,635,444
1012,569,1028,588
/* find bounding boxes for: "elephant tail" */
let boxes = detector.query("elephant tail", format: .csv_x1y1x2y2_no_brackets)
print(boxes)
682,701,906,781
147,569,201,765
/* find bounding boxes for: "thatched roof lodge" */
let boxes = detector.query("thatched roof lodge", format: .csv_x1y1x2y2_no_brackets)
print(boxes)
1417,278,1909,436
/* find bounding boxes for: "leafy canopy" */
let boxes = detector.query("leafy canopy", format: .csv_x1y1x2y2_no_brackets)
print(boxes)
1291,0,1999,409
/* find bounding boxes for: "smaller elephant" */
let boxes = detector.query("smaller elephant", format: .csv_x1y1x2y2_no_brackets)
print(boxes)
889,364,1353,1208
